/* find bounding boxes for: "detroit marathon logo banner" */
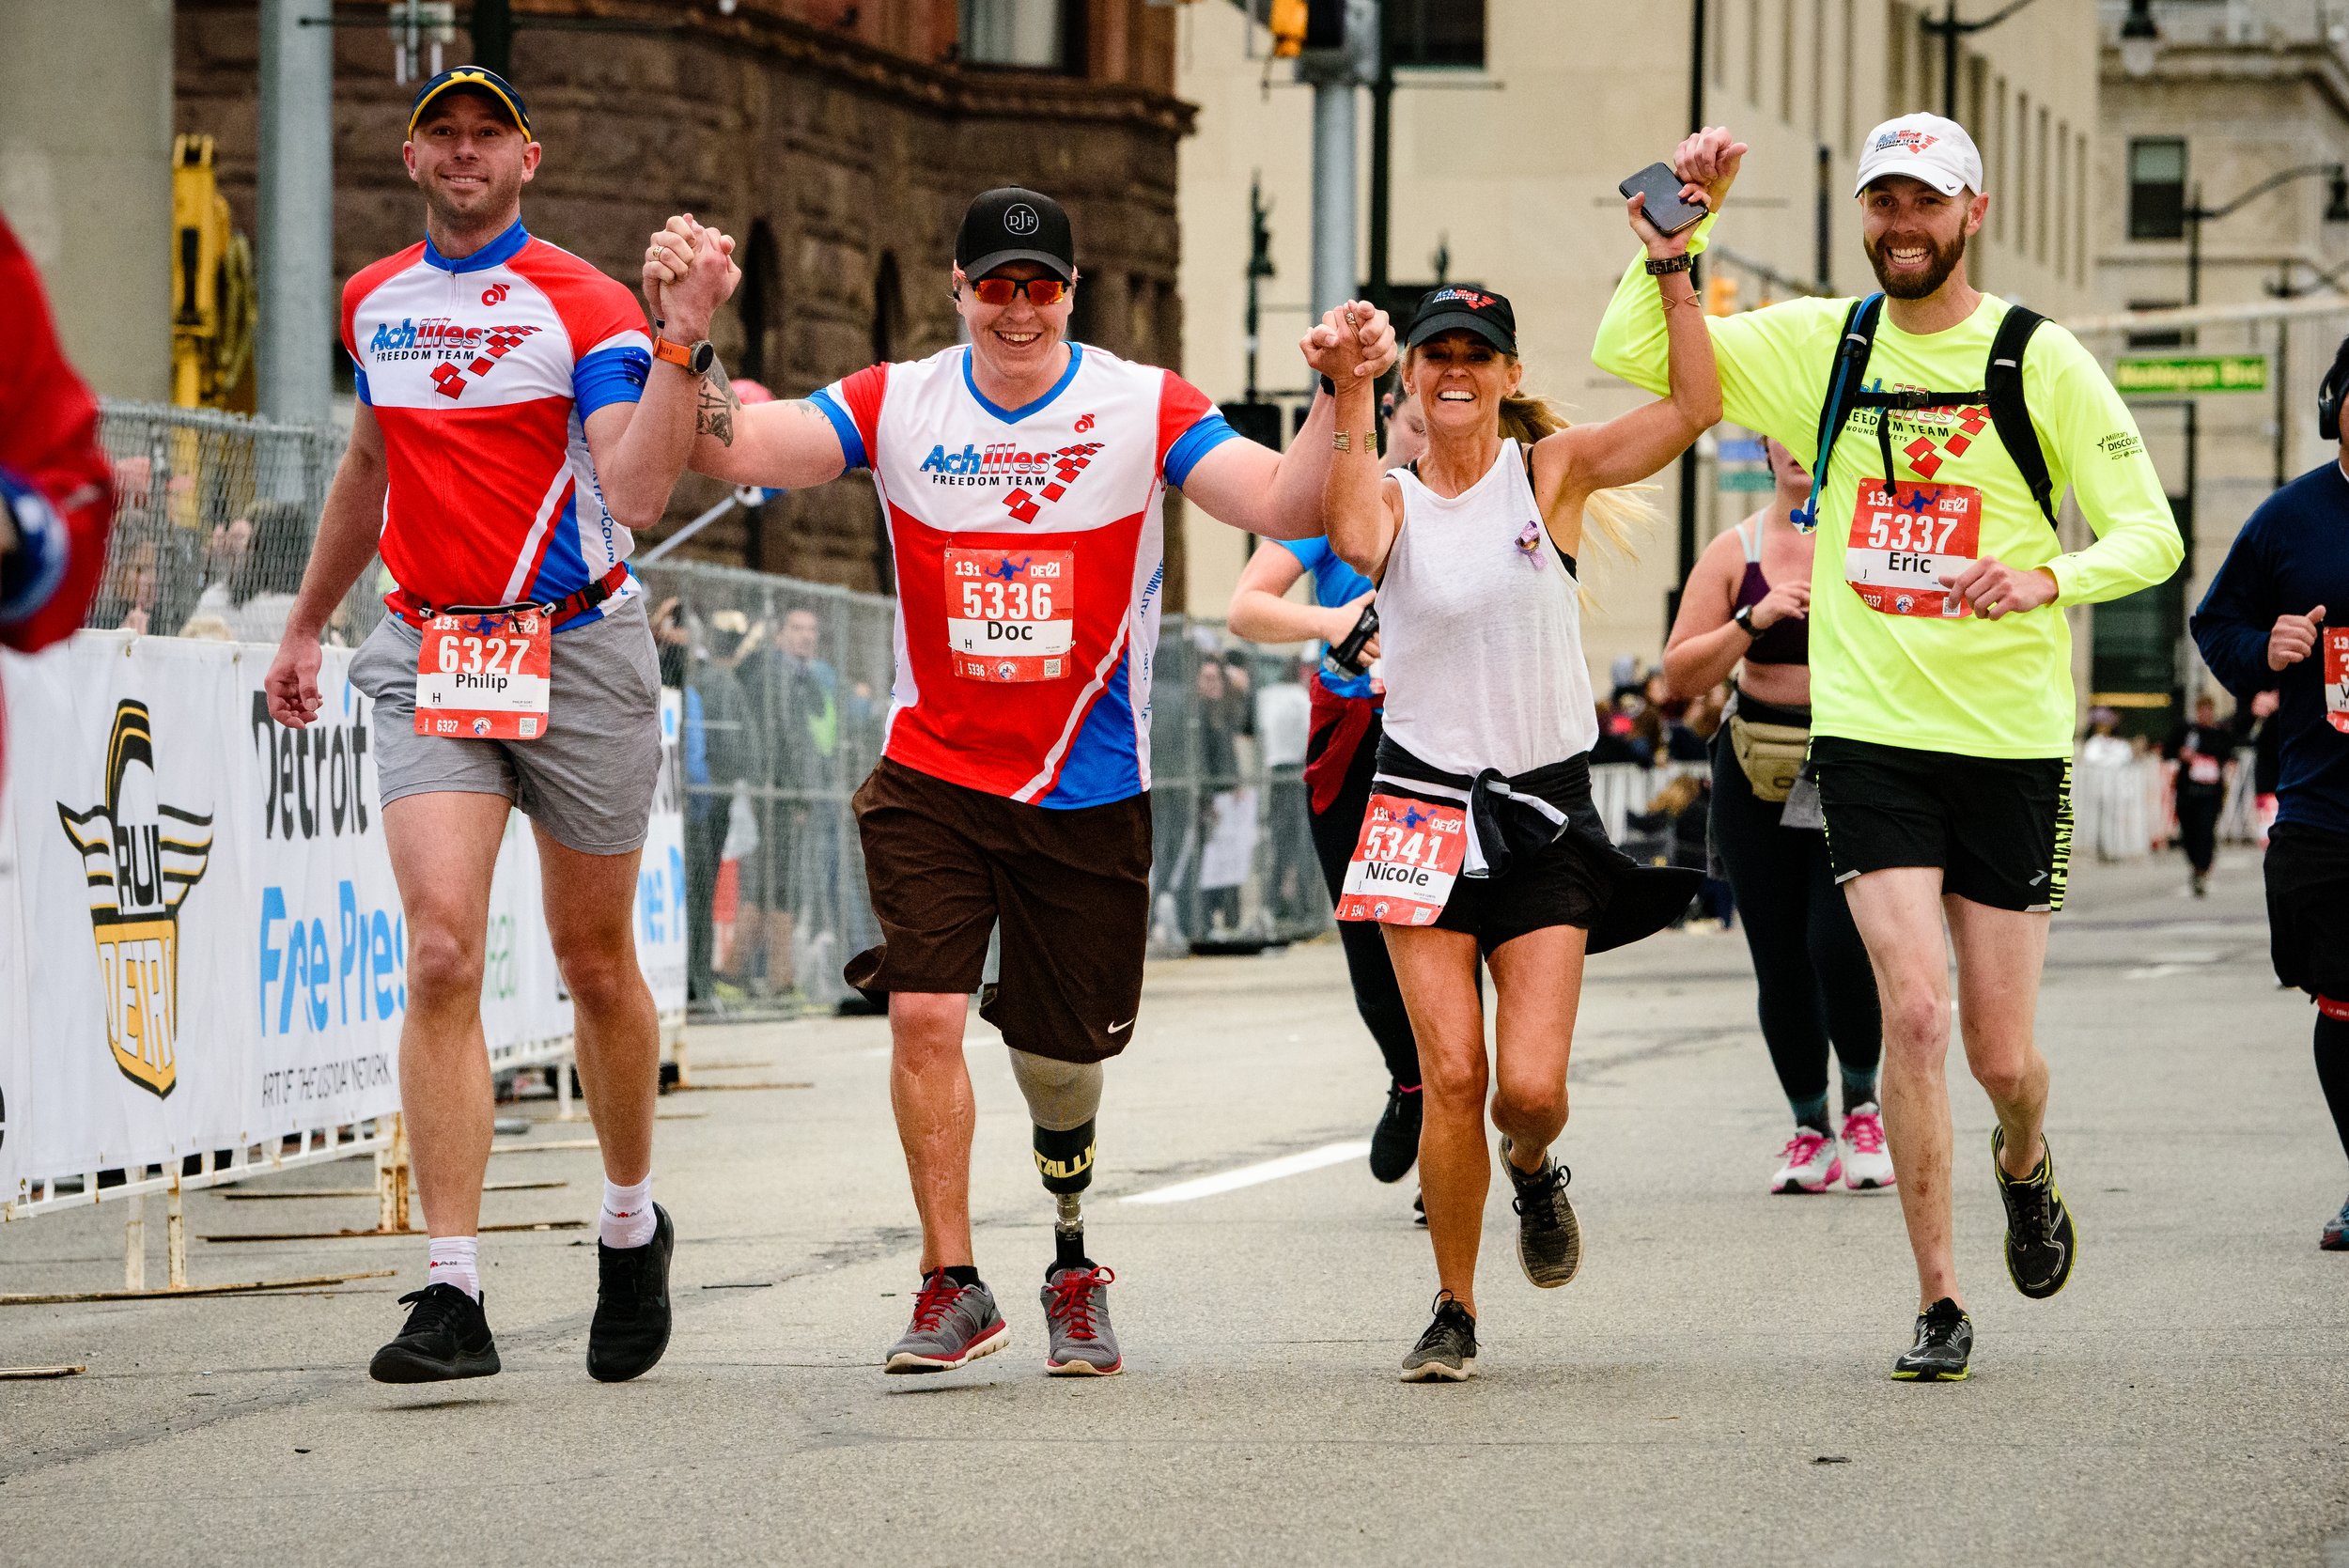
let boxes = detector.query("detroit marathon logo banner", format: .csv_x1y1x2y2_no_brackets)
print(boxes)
54,701,214,1099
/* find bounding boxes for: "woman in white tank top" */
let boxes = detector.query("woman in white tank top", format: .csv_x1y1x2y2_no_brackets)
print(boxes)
1312,179,1724,1382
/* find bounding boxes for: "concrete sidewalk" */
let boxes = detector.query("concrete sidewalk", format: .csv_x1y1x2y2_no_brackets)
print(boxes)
3,846,2343,1565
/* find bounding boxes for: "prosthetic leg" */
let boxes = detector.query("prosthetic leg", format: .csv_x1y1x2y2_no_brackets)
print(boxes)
1010,1048,1102,1274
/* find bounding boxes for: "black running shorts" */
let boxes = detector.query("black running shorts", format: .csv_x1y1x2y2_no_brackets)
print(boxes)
1810,736,2073,913
1430,831,1610,955
845,756,1150,1064
2264,821,2349,999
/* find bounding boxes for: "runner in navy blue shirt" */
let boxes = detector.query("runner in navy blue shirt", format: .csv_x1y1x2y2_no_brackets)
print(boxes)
2192,351,2349,1248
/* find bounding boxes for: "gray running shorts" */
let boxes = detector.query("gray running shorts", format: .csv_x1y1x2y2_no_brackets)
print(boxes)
350,595,662,856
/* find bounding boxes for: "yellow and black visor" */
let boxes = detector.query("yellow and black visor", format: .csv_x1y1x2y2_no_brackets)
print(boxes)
407,67,533,141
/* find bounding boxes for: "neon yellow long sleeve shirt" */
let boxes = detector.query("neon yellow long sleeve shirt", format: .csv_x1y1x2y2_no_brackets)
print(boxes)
1594,217,2183,759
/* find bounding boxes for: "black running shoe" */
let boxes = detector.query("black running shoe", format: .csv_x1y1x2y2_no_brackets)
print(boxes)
1890,1296,1973,1382
1500,1136,1582,1288
369,1282,501,1384
1411,1189,1427,1227
1399,1292,1477,1382
587,1203,674,1382
1993,1128,2076,1299
1369,1082,1423,1184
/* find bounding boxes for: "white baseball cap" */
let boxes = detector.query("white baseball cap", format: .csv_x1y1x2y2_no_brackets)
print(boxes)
1853,113,1984,198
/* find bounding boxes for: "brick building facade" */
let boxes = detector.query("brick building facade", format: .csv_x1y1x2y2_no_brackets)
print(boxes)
176,0,1198,598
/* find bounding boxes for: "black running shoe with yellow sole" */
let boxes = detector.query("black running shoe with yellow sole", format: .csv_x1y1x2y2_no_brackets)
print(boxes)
369,1282,501,1384
1890,1296,1972,1382
1993,1127,2076,1299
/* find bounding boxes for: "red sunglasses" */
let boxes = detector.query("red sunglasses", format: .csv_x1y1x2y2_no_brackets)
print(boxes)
966,275,1069,307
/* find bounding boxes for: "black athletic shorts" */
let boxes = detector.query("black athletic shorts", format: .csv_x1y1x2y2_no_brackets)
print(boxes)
2264,821,2349,999
1810,736,2073,913
1431,831,1610,955
844,756,1150,1064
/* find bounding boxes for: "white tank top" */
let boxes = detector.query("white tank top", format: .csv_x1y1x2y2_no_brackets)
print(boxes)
1377,439,1600,778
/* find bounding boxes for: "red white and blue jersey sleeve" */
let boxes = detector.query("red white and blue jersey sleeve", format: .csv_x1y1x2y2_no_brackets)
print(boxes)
343,222,652,629
1155,371,1237,489
808,365,888,473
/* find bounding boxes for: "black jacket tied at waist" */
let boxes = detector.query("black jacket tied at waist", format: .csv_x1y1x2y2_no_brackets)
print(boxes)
1373,739,1700,955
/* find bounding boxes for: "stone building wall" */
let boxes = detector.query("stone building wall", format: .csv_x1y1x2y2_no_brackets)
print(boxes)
175,0,1197,599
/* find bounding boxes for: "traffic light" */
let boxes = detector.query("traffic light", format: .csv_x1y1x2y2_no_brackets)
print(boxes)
1703,275,1741,317
1269,0,1346,56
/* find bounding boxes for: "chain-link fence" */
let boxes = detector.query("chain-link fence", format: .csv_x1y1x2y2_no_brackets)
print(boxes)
88,399,366,645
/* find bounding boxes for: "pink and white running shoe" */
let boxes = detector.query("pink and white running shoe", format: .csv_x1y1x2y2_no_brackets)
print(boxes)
1770,1127,1843,1193
1840,1103,1896,1190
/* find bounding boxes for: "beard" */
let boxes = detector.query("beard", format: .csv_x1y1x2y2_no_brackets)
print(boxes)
1864,227,1968,300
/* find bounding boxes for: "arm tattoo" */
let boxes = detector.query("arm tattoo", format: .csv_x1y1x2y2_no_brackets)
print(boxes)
695,357,739,447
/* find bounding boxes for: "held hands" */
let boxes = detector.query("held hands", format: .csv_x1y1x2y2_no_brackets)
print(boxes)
1938,557,2059,620
642,214,741,342
2269,604,2327,670
263,631,324,729
1301,301,1397,393
1747,580,1810,630
1671,126,1747,217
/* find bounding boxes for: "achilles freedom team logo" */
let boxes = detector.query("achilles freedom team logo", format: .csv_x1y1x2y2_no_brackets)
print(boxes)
54,702,215,1098
1423,287,1495,311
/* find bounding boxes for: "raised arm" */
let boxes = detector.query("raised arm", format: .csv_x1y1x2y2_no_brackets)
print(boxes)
641,216,853,491
1175,302,1397,540
1315,306,1405,579
587,219,740,528
1535,194,1719,523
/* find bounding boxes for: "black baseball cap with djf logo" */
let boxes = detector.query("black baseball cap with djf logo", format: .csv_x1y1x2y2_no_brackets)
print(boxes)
408,67,533,141
1406,286,1517,355
957,188,1076,283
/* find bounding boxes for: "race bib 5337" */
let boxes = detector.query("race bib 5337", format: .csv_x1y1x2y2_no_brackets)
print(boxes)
1845,479,1982,618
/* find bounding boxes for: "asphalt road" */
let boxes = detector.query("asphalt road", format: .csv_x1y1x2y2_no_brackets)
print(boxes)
4,846,2344,1566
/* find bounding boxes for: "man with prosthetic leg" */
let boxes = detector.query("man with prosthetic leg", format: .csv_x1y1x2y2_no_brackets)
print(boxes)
640,188,1396,1374
1597,116,2181,1380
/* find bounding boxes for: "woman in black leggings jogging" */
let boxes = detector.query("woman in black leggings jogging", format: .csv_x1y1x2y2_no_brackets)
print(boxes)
1663,437,1890,1194
1229,523,1426,1189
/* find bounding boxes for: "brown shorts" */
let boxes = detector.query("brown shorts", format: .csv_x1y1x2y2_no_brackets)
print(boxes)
845,756,1152,1065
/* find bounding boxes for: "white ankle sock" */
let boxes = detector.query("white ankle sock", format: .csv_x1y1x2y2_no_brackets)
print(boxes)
427,1235,480,1300
600,1177,655,1249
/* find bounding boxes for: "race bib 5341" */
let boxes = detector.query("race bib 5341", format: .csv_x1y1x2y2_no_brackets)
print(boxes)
1335,793,1468,926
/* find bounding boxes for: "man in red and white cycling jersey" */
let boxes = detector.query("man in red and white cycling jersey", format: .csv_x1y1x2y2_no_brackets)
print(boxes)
264,68,734,1386
643,187,1393,1376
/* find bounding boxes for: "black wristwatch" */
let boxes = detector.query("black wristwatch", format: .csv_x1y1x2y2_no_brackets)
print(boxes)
1319,373,1338,396
1733,602,1760,638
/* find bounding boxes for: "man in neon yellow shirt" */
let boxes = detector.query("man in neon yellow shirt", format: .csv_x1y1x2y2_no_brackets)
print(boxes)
1597,115,2182,1381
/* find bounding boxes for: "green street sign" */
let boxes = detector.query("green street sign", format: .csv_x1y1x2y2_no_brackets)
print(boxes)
1719,469,1777,491
2114,354,2268,395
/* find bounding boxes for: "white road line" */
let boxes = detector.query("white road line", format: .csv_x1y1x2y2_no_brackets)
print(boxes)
1121,1141,1372,1205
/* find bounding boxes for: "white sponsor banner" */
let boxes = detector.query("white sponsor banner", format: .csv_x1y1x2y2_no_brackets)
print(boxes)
0,632,685,1200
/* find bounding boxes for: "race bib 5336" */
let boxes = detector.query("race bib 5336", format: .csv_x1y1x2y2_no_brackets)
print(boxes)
945,547,1074,682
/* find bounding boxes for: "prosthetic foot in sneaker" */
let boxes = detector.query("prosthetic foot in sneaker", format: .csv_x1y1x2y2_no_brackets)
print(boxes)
587,1203,673,1383
1994,1127,2077,1299
1041,1264,1122,1375
2322,1194,2349,1252
884,1270,1008,1373
1399,1293,1477,1382
1370,1082,1423,1184
369,1282,501,1384
1499,1135,1581,1288
1769,1126,1842,1193
1890,1296,1972,1382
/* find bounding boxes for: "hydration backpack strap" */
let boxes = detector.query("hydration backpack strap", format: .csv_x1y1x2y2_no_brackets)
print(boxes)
1792,293,1884,532
1984,303,2057,529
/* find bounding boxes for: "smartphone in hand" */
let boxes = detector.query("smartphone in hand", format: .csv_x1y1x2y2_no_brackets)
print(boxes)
1618,163,1709,235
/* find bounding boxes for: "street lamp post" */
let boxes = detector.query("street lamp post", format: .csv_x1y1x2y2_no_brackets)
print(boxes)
1921,0,2042,119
